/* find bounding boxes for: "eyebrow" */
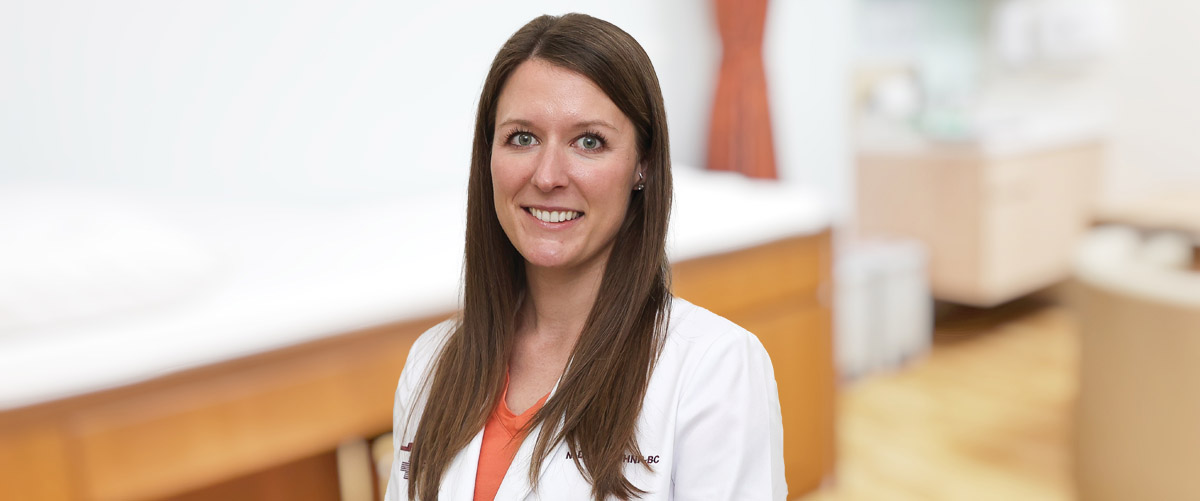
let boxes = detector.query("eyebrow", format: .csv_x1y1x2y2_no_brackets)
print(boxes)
497,118,620,133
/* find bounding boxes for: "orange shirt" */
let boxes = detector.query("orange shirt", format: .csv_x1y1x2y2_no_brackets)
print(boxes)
473,376,550,501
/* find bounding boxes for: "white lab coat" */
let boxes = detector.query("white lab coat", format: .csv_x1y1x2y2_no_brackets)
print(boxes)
384,297,787,500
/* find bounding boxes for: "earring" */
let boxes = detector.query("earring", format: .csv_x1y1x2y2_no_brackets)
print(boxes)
634,171,645,191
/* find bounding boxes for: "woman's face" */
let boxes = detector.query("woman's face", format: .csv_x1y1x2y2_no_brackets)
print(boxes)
491,58,642,275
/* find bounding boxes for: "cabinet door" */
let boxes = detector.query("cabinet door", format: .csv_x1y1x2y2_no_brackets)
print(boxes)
981,144,1100,300
0,421,74,500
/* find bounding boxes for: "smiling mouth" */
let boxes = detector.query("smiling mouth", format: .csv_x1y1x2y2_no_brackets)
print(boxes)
525,207,584,223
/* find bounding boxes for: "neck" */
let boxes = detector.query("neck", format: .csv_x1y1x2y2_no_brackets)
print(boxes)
519,255,608,346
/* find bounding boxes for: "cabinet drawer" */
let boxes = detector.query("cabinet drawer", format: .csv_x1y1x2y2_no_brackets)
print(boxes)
981,144,1100,296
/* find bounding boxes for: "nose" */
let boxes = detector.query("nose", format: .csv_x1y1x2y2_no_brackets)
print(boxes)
530,145,569,192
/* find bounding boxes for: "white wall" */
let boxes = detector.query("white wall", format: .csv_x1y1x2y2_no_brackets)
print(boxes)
0,0,852,214
767,0,855,220
1104,0,1200,203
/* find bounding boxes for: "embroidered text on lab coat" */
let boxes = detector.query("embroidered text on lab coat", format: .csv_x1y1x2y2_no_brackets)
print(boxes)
565,450,662,464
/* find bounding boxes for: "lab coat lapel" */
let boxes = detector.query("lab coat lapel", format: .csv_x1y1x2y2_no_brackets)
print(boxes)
491,421,568,500
494,375,567,500
442,428,485,501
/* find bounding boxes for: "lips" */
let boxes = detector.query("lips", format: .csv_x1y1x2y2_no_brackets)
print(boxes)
524,207,583,223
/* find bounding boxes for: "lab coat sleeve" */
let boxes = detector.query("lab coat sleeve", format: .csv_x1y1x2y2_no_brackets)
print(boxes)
384,321,452,501
671,327,788,500
383,378,406,501
384,348,418,501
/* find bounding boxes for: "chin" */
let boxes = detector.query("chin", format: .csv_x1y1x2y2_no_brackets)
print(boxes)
518,246,590,271
521,253,573,270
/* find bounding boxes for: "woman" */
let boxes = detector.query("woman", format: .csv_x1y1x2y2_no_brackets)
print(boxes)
386,13,786,501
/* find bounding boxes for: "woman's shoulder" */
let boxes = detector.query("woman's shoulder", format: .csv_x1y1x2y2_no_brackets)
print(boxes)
411,317,457,361
667,296,759,347
396,317,457,389
654,297,787,501
663,296,772,367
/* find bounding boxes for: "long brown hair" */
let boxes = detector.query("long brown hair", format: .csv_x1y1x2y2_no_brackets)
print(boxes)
406,13,673,501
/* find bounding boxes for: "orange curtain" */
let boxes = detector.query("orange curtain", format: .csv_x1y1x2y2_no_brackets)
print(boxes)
707,0,778,179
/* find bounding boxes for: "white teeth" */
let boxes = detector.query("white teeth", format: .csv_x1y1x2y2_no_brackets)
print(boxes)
529,208,581,223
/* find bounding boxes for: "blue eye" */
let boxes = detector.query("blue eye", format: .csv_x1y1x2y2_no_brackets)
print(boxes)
576,133,606,151
508,131,537,147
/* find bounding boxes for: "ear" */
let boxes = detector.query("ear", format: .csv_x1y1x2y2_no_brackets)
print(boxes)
632,162,646,189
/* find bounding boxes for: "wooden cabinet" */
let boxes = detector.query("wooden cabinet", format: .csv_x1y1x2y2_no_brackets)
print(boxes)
857,143,1101,306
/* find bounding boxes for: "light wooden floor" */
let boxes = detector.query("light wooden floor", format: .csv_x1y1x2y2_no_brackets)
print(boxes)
802,297,1079,501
